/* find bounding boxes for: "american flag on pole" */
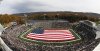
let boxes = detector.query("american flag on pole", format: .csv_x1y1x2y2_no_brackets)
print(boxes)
26,28,75,42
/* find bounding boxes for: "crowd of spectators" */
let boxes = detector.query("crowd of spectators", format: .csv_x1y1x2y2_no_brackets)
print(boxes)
0,21,100,51
1,25,31,51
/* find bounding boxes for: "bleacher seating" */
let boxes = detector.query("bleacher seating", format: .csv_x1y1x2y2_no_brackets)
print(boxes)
1,20,99,51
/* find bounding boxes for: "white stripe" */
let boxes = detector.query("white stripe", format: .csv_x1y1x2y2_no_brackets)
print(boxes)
27,34,73,37
26,29,75,41
27,35,75,40
27,35,74,38
27,36,75,40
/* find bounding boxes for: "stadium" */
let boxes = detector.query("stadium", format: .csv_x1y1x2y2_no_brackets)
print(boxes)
1,20,99,51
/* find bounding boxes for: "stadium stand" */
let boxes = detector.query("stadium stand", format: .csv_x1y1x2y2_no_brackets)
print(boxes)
1,20,99,51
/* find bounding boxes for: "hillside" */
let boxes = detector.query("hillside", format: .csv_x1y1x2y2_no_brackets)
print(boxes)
14,11,100,18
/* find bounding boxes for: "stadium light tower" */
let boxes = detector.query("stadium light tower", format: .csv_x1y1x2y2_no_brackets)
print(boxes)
57,13,60,20
43,14,47,20
24,14,28,26
0,24,4,36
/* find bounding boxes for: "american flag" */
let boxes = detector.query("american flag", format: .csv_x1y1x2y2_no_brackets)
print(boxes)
26,29,75,42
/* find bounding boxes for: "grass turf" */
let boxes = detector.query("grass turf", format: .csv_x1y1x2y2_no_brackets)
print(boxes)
18,28,81,46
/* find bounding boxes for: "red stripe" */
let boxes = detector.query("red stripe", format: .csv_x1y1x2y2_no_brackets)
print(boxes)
27,36,75,41
26,30,75,41
27,35,74,38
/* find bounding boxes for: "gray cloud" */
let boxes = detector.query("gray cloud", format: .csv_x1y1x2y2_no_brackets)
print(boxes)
12,1,52,13
0,0,2,3
0,0,2,1
1,0,100,14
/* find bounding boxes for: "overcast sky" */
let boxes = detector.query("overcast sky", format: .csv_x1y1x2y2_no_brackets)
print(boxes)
0,0,100,14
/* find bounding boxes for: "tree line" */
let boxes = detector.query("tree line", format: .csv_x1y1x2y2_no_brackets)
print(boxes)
0,14,99,25
27,14,100,22
0,14,24,25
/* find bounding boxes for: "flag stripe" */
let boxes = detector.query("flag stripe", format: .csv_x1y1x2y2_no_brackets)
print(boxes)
26,30,75,41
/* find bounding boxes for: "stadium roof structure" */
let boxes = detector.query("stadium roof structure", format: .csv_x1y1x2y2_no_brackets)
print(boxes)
79,20,93,26
93,43,100,51
0,24,4,36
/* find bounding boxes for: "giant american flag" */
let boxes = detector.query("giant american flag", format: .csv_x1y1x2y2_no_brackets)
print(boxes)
26,28,75,42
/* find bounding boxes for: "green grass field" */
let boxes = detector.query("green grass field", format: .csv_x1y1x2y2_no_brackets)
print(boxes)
18,28,81,46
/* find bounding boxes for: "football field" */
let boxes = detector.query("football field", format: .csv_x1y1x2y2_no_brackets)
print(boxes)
19,28,81,46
